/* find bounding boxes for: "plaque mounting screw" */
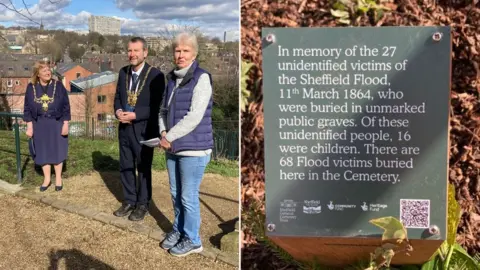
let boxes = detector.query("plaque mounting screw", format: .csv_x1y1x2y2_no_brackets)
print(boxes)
432,32,442,42
267,223,276,232
265,33,276,44
428,225,440,235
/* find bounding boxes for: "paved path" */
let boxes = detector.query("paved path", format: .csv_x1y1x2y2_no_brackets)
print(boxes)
0,192,236,270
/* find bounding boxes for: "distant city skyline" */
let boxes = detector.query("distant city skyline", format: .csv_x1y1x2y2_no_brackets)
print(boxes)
0,0,239,41
88,15,122,36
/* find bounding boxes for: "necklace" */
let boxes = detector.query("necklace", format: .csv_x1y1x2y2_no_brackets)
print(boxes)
126,65,152,107
33,80,56,112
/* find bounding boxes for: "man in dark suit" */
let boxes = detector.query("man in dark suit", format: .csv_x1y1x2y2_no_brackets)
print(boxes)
113,36,165,221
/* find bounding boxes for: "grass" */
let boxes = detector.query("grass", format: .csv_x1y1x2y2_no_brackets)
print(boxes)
0,130,238,186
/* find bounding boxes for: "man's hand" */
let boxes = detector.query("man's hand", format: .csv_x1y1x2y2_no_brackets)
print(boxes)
123,112,136,121
115,109,123,119
116,109,129,124
160,137,171,150
118,112,136,124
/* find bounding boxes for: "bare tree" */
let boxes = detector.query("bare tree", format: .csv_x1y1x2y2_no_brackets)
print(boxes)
0,0,62,26
156,23,204,61
39,40,62,62
22,29,43,54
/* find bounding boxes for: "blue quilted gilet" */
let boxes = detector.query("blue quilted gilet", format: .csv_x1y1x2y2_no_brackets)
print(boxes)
165,61,214,153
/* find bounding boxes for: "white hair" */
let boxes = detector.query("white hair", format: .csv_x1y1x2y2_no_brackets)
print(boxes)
172,32,199,56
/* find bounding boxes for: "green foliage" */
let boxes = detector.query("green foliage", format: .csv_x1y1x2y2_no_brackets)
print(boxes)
421,184,480,270
263,238,306,270
446,183,462,246
367,216,412,270
241,61,254,112
242,199,266,241
399,266,420,270
211,107,225,122
68,44,86,62
421,243,480,270
330,0,391,25
344,260,374,270
0,130,237,186
370,216,407,243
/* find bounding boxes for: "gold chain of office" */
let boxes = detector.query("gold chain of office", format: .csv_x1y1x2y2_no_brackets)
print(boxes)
32,80,57,112
126,65,152,107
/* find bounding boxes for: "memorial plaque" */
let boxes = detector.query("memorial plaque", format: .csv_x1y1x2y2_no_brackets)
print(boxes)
262,26,451,265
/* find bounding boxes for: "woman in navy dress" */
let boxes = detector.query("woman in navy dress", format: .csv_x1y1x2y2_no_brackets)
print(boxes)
23,60,70,192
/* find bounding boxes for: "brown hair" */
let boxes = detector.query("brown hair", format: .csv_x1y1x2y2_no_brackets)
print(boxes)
30,60,51,85
129,36,147,50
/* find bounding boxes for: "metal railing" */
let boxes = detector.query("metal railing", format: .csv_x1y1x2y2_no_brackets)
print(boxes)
65,115,238,160
0,112,238,183
0,112,23,183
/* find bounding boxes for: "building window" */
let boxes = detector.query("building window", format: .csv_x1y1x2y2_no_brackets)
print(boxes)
97,113,106,121
76,72,81,78
15,80,19,85
7,80,12,87
97,95,106,104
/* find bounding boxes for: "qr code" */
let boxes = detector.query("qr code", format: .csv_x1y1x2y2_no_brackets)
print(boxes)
400,199,430,228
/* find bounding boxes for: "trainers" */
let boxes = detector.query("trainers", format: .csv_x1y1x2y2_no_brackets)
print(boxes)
160,231,181,250
169,237,203,257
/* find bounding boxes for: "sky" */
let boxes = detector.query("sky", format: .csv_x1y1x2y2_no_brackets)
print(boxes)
0,0,239,40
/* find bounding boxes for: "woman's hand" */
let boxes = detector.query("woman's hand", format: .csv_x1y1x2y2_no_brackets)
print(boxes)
61,122,69,136
26,126,33,138
160,137,171,150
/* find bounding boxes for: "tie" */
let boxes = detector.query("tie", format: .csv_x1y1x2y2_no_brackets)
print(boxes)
131,73,139,92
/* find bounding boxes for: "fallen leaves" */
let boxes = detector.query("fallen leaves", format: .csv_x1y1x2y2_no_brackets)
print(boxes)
241,0,480,267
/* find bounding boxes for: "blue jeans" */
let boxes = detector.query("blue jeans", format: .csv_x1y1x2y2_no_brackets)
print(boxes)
166,152,211,246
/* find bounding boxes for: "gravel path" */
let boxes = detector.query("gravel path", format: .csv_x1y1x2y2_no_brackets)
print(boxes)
0,192,235,270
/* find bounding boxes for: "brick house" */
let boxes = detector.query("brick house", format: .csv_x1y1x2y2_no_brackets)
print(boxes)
69,71,118,122
0,61,33,115
0,61,34,94
54,63,96,92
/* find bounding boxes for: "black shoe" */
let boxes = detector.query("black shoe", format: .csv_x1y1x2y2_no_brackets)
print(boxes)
128,204,149,221
113,203,136,217
39,183,51,192
55,185,63,191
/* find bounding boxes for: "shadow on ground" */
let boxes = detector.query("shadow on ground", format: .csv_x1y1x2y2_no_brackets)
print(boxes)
209,217,239,249
48,248,115,270
203,188,239,249
92,151,173,232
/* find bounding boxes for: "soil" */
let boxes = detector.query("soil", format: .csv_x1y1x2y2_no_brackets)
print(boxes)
241,0,480,268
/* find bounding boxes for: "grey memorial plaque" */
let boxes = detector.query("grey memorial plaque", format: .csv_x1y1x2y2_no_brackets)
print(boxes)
263,26,451,240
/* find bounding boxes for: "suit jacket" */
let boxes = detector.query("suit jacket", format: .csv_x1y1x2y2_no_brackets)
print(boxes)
114,62,165,142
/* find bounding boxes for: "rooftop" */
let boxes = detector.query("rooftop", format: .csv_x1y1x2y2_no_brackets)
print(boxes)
70,70,117,90
0,60,34,77
55,62,98,75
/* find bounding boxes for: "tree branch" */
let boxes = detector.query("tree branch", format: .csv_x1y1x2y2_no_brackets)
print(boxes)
0,1,40,25
0,0,63,26
21,0,34,17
